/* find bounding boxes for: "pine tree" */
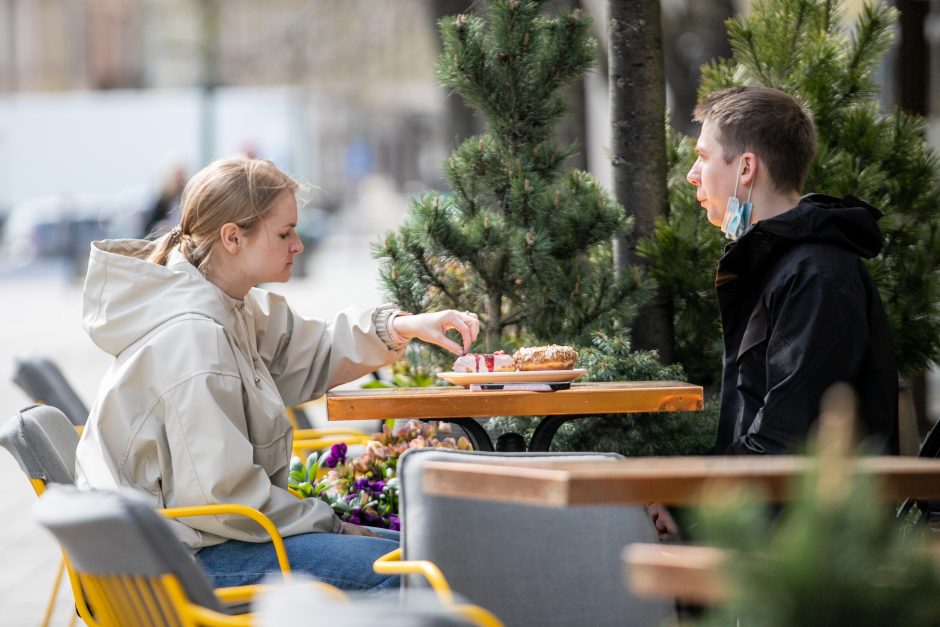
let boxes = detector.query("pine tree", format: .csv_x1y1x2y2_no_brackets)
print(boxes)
640,0,940,385
374,0,650,360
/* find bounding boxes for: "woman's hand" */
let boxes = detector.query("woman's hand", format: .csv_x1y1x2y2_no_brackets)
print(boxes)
392,310,480,355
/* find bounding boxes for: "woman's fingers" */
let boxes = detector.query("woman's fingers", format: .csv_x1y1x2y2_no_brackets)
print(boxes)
397,309,482,354
449,315,474,353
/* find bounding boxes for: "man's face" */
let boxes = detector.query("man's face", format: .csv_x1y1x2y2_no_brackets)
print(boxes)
687,119,740,228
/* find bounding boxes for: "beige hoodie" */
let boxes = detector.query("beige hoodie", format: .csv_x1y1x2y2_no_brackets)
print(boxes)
76,240,405,550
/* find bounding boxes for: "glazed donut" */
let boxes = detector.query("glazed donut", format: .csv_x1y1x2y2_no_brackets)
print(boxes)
512,345,578,371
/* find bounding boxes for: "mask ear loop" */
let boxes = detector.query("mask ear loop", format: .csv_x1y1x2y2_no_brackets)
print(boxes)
741,156,754,229
743,159,754,206
722,155,746,235
731,155,744,201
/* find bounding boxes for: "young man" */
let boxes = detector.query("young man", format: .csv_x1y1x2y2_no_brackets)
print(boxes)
686,86,899,456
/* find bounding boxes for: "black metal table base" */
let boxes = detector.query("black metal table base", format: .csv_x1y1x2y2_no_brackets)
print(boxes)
443,418,495,452
528,415,576,452
437,416,589,452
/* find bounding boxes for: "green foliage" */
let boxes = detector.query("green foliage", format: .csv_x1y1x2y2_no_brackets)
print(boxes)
642,0,940,381
692,436,940,625
374,0,651,361
487,333,718,456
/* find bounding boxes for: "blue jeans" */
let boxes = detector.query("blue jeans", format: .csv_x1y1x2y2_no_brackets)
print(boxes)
196,527,400,591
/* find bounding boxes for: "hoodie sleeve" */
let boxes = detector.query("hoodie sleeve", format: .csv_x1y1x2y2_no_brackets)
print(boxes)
162,369,343,540
730,261,870,455
247,290,406,407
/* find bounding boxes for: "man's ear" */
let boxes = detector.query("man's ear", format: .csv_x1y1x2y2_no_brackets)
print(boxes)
740,152,758,186
219,223,241,254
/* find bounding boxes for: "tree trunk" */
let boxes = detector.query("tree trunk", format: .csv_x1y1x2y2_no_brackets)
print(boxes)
896,0,931,435
609,0,673,362
661,0,735,135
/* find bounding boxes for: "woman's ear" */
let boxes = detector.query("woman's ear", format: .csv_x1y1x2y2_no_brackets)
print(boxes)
219,223,241,254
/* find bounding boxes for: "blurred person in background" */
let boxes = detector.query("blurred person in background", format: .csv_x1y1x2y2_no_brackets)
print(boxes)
76,156,480,591
141,162,187,238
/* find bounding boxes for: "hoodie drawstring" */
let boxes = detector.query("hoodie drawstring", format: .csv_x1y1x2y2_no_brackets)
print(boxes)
234,303,263,387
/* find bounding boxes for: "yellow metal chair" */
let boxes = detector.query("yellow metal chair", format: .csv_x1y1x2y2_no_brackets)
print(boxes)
0,405,292,627
374,549,504,627
37,485,500,627
33,485,343,627
286,403,372,458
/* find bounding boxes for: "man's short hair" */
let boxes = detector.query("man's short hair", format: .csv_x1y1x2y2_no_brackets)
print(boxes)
693,86,817,193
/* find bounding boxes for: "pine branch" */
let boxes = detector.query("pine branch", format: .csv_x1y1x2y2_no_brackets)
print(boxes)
409,242,463,308
786,0,809,74
835,2,896,108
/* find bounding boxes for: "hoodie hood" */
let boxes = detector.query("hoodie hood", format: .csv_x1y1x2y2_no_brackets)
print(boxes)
83,240,238,356
719,194,884,276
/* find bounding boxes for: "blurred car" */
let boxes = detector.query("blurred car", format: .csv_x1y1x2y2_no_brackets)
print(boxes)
0,189,149,270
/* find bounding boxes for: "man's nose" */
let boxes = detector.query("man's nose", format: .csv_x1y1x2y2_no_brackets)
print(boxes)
292,236,304,254
686,163,700,186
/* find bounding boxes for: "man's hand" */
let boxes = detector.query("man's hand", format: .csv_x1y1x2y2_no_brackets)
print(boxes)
340,522,380,537
392,310,481,355
647,502,679,541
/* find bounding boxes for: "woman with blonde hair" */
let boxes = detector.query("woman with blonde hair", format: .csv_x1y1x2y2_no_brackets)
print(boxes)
76,157,479,591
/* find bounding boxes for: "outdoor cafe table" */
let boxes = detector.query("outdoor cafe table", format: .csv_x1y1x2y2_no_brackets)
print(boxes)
418,455,940,505
325,380,703,452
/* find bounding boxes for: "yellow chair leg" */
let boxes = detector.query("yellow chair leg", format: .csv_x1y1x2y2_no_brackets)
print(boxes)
41,556,66,627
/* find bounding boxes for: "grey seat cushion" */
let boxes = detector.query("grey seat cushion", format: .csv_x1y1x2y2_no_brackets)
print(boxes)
34,485,224,614
0,404,79,485
398,448,676,627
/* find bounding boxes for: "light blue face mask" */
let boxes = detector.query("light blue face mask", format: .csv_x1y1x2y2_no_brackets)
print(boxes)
721,155,753,241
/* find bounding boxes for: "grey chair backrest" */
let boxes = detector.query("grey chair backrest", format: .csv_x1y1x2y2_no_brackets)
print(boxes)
398,448,677,627
0,404,79,486
33,484,224,614
13,356,90,426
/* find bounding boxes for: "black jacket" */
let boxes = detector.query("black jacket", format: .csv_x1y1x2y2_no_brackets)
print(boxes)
715,194,899,455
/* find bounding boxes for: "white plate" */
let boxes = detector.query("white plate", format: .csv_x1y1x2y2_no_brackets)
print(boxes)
437,369,587,388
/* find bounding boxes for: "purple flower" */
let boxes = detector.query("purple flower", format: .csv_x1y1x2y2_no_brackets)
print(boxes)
388,515,400,532
324,442,348,468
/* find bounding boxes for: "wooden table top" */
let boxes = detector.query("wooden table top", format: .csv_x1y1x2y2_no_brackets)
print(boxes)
624,543,729,605
325,380,703,422
420,455,940,506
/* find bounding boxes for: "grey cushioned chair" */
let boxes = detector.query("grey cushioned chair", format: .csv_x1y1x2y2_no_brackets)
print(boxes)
395,448,677,627
12,357,90,427
35,486,491,627
0,404,79,491
0,404,82,626
33,485,246,626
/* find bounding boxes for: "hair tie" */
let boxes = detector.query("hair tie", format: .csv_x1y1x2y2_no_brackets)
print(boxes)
168,225,183,244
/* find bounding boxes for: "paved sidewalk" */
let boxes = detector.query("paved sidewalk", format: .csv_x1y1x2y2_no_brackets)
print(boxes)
0,177,407,625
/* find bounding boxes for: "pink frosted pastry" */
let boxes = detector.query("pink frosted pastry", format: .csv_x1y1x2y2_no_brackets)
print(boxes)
453,350,515,373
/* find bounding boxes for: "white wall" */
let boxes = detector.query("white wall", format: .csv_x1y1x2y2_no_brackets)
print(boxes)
0,86,309,212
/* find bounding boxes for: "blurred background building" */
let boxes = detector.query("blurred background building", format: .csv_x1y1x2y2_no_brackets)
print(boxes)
0,0,447,269
0,0,935,269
